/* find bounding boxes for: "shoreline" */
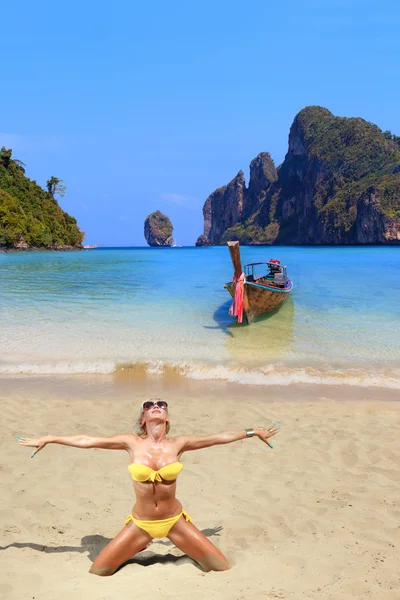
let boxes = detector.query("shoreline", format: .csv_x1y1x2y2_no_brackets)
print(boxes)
2,243,400,252
1,361,399,392
1,370,399,404
0,245,83,253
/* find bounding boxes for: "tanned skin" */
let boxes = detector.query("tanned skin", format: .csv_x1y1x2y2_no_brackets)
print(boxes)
19,402,279,575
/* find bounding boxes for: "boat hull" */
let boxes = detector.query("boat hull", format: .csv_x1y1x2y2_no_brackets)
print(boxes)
225,280,292,323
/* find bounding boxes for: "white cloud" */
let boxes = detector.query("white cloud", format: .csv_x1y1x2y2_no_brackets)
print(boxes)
160,193,198,210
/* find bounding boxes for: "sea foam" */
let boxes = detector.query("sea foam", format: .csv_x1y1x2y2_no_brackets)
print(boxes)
1,359,399,389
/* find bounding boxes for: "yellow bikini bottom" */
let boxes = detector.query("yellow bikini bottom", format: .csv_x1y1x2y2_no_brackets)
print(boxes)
124,510,192,538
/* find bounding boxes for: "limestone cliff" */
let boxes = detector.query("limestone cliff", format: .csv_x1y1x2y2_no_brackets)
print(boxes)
144,210,174,246
196,172,246,246
196,107,400,245
243,152,278,221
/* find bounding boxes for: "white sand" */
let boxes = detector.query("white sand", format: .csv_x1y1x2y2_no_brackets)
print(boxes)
1,374,399,599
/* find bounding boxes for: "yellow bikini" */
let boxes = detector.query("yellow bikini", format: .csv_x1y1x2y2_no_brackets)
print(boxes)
128,461,183,482
125,462,192,538
124,511,192,538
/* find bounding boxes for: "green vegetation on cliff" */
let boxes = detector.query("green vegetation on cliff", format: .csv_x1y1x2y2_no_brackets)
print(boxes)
285,107,400,235
0,147,83,248
221,222,279,245
212,107,400,245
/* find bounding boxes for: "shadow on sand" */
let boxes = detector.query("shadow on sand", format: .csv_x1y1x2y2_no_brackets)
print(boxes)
0,525,224,571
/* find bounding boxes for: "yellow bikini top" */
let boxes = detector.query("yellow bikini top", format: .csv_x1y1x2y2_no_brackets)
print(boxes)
128,461,183,483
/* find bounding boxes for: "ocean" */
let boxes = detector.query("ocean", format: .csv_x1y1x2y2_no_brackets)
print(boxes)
0,246,399,388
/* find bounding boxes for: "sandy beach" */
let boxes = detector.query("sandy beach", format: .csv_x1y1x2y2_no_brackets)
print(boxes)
1,374,399,600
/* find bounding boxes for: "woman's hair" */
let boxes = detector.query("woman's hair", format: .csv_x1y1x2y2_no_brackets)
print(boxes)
134,398,170,438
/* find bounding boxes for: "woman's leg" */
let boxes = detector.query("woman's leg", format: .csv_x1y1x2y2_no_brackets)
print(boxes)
167,517,230,572
89,521,152,576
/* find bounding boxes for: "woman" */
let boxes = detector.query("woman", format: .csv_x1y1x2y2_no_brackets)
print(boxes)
18,398,280,575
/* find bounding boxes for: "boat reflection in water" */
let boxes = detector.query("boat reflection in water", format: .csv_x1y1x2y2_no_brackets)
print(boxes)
225,297,295,365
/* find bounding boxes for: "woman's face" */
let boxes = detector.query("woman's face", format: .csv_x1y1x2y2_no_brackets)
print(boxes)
140,400,169,427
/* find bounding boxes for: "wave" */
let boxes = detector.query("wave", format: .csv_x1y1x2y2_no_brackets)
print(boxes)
0,358,399,389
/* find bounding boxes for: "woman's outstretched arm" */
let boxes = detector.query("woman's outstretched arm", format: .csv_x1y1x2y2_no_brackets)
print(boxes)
178,425,280,453
18,434,133,457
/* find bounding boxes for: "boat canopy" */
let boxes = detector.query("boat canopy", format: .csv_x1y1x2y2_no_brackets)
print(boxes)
244,261,288,269
244,261,288,280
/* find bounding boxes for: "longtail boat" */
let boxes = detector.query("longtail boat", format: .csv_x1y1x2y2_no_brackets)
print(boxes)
224,241,293,324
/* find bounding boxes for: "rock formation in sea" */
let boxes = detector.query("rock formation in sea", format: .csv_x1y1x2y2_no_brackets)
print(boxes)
144,210,174,246
196,107,400,245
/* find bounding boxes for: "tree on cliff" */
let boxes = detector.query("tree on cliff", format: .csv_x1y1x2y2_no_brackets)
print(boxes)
46,176,66,198
0,147,13,169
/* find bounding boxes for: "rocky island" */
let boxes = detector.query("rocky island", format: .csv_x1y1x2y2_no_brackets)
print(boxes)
0,147,83,250
196,106,400,245
144,210,174,246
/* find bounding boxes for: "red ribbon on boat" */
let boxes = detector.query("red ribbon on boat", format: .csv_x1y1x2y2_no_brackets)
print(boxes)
229,272,245,323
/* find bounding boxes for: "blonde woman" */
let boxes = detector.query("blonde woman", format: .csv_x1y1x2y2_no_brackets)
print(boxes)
18,398,280,575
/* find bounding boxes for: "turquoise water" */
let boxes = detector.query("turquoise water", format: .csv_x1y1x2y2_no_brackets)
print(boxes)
0,246,399,387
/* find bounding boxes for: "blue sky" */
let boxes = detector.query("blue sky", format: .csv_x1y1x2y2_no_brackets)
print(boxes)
1,0,399,246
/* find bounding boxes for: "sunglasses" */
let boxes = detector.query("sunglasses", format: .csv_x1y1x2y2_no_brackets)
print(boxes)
143,400,168,411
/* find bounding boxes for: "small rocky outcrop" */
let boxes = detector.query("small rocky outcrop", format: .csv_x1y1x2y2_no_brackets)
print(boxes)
144,210,174,246
195,234,212,247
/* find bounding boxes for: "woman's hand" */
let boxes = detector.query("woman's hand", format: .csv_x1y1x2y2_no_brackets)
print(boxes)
17,435,52,457
255,424,281,448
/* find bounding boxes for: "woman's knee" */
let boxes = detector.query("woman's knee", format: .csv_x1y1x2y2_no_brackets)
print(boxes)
200,553,230,572
89,565,116,577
